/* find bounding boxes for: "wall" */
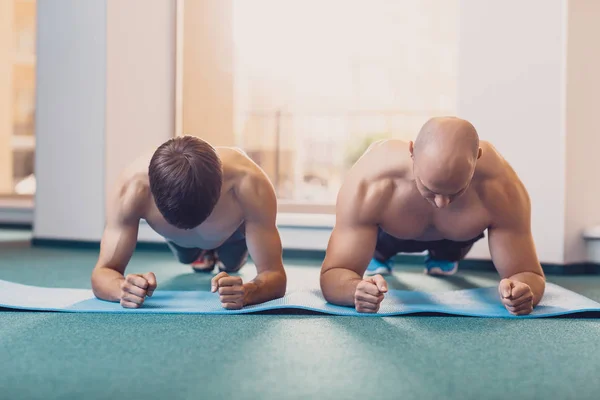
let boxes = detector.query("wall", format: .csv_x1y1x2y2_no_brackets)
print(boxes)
105,0,176,199
182,0,234,145
564,0,600,263
34,0,177,243
458,0,566,264
0,1,14,193
34,0,106,241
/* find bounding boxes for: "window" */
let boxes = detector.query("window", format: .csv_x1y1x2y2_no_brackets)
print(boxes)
181,0,458,212
0,0,36,198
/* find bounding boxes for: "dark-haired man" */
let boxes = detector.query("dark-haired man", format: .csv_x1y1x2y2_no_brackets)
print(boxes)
91,136,286,310
320,117,545,316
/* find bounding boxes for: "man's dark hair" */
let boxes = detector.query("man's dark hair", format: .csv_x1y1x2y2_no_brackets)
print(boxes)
148,136,223,229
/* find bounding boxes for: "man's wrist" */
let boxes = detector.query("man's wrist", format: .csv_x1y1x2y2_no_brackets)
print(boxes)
242,281,259,306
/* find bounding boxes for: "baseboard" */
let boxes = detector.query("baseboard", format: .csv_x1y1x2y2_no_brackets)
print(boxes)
0,223,32,230
31,238,101,250
31,238,171,252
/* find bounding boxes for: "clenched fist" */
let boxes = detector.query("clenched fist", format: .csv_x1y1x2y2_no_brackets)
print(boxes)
212,272,245,310
120,272,157,308
354,274,388,313
499,279,534,316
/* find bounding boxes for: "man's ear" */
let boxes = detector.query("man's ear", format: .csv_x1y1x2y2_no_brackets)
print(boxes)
409,141,414,158
477,147,483,159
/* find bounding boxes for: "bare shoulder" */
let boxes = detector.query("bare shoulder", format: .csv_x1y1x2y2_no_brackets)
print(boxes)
216,146,261,177
476,142,531,227
218,147,277,220
337,139,411,225
110,163,152,224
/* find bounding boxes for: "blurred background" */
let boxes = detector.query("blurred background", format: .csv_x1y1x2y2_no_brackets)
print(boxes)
0,0,36,197
189,0,458,211
0,0,599,266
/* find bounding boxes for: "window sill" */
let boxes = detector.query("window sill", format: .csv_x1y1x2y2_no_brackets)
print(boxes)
0,196,35,225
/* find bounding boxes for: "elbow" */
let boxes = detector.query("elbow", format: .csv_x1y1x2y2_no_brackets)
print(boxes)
90,268,101,298
275,270,287,298
265,269,287,299
319,270,335,304
90,266,121,302
91,273,108,301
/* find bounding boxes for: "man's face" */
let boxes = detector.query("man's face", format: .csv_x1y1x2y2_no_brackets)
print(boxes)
413,162,472,209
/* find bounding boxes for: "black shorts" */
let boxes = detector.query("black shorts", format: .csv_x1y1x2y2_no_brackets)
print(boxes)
374,227,485,262
166,227,248,273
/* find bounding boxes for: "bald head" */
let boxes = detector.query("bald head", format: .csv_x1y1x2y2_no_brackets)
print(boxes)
413,117,479,160
411,117,481,208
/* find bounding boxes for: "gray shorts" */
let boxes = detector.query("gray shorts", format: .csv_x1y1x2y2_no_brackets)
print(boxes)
166,227,247,272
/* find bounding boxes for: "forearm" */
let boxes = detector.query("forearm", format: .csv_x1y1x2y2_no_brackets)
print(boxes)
91,267,125,302
243,270,287,306
509,271,546,305
320,267,363,307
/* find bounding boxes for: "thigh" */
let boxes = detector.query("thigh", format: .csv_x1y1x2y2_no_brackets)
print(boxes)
167,241,204,265
374,227,431,260
428,233,485,262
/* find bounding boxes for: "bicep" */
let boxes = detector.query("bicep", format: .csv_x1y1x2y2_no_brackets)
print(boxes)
322,222,378,276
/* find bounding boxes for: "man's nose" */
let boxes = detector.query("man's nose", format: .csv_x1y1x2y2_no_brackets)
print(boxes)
434,195,450,208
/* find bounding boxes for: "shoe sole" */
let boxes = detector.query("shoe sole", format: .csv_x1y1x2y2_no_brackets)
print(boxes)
191,264,215,273
424,265,458,276
365,266,392,276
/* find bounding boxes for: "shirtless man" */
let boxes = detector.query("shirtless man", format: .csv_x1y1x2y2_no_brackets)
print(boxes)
91,136,287,310
320,117,545,316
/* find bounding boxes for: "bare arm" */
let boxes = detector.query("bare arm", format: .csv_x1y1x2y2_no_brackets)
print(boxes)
320,221,379,306
237,173,287,306
488,180,545,309
91,180,148,302
320,176,391,308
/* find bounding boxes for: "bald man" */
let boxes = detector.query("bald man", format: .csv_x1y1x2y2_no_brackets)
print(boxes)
320,117,545,316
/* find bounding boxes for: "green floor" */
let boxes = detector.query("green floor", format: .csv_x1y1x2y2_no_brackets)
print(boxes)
1,242,600,400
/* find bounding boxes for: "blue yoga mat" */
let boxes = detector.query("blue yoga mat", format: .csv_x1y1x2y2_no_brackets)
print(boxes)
0,279,599,318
